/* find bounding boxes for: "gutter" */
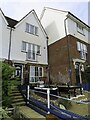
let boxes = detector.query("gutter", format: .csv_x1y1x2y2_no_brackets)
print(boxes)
8,27,12,61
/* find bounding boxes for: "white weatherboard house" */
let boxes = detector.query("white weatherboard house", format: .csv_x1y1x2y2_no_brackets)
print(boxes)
0,9,48,84
40,7,90,85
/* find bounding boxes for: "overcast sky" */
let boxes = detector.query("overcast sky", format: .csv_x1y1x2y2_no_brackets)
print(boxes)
0,0,89,26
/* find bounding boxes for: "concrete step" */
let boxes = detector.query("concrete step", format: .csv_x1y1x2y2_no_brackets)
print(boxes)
11,87,26,107
12,101,26,106
11,92,22,96
12,98,24,103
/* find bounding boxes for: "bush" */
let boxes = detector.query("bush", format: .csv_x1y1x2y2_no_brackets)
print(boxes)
2,62,16,108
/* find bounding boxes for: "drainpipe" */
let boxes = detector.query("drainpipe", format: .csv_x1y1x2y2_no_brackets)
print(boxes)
8,27,12,61
79,63,82,84
64,16,72,85
46,36,50,87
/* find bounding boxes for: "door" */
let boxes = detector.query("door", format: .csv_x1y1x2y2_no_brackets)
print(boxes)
75,63,80,85
15,64,22,78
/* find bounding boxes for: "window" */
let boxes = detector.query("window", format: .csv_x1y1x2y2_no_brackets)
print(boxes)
37,45,41,55
26,23,38,35
35,26,38,35
30,66,43,82
27,44,36,60
22,41,40,60
77,23,84,35
22,41,27,52
30,24,34,34
77,41,87,60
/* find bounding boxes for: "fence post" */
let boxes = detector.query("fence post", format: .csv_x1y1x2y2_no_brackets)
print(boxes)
27,85,29,104
47,88,50,114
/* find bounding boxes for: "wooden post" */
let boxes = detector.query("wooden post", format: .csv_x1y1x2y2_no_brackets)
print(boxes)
27,85,29,104
68,85,70,99
47,88,50,114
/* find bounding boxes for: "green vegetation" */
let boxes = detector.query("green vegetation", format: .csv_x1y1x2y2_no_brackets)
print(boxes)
84,66,90,83
0,107,13,120
2,62,20,108
83,66,90,83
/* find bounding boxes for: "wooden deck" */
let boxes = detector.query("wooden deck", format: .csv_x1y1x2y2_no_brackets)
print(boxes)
57,85,82,98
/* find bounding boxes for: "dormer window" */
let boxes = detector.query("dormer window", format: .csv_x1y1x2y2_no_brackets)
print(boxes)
26,23,38,36
77,23,84,35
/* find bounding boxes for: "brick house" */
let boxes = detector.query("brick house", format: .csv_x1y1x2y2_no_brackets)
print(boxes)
0,9,48,85
40,7,90,85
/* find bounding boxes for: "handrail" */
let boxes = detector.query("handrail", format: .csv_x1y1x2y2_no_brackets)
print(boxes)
19,87,89,120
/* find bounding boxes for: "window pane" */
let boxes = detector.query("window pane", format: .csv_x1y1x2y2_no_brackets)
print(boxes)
28,43,31,51
35,67,38,76
22,41,26,51
30,66,35,77
77,23,84,34
40,67,42,76
37,45,40,54
30,25,34,34
83,44,87,53
77,42,81,51
26,23,29,32
35,27,38,35
80,51,86,60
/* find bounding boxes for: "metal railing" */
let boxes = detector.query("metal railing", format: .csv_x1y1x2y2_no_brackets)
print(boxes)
19,85,89,120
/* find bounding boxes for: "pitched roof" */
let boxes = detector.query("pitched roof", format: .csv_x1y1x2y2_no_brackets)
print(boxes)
68,12,90,29
2,9,48,37
5,16,18,28
41,7,90,29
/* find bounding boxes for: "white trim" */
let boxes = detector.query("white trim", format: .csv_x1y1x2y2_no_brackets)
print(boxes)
67,14,90,31
12,60,27,64
0,9,8,25
73,58,85,65
15,10,47,38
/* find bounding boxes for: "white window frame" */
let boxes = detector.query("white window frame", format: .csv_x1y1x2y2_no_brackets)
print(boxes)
30,66,43,82
77,23,84,35
22,41,27,52
77,41,87,60
36,45,41,55
26,23,38,35
27,44,36,61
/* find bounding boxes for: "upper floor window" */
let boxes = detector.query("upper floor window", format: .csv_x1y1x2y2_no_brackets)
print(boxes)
26,23,38,36
77,23,84,35
21,41,41,60
37,45,41,55
22,41,27,52
77,41,87,60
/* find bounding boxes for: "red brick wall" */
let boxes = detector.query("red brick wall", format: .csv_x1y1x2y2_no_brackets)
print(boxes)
48,35,88,85
87,44,90,64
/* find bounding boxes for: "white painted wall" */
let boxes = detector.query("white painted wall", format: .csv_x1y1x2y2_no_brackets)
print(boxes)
41,8,67,45
67,18,89,43
10,12,48,65
41,8,90,45
0,11,10,60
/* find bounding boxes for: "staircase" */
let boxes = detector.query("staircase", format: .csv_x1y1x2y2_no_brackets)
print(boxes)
11,86,26,107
